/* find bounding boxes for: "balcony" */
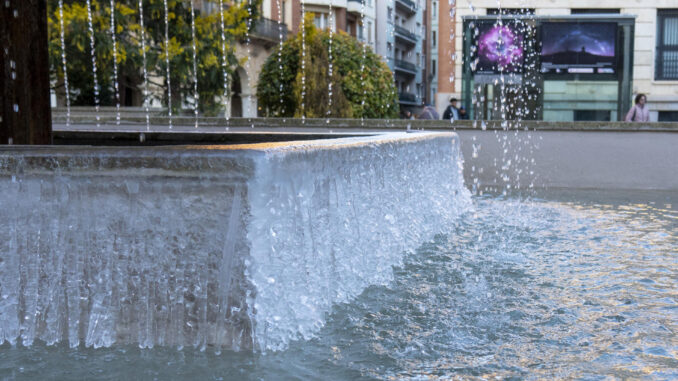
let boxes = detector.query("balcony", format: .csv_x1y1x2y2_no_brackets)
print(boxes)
394,25,417,45
251,17,288,47
395,0,417,15
398,92,418,105
347,0,363,15
394,59,417,75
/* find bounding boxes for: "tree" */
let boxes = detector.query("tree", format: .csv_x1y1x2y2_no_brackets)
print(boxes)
257,14,398,119
47,0,260,116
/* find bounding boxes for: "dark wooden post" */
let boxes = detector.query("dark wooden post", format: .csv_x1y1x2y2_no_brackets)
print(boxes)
0,0,52,145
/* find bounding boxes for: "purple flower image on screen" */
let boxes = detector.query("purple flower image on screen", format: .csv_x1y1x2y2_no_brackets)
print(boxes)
477,24,524,72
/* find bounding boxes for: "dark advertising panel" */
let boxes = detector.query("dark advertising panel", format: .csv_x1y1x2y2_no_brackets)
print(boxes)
541,22,617,74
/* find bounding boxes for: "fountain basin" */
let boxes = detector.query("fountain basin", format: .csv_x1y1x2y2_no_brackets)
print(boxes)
0,132,470,351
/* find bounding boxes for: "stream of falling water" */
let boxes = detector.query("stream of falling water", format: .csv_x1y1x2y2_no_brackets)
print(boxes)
217,0,229,126
327,0,334,122
276,0,284,115
57,0,71,126
109,0,121,125
245,0,253,122
189,0,199,128
300,0,306,121
359,0,367,125
85,0,101,127
138,0,150,131
162,0,172,128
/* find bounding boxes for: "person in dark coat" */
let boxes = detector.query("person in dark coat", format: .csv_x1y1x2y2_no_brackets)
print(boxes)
442,97,460,121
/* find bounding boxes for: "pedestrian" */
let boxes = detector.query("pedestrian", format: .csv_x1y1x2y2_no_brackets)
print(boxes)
459,106,469,120
442,97,460,121
418,104,440,120
625,93,650,122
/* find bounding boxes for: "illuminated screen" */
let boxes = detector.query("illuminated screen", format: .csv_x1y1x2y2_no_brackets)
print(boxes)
475,22,525,74
541,22,617,74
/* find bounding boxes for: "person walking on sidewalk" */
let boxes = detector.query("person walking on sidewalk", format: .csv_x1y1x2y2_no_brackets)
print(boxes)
625,94,650,122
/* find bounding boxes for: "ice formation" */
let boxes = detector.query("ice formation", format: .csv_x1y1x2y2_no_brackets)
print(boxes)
0,132,470,351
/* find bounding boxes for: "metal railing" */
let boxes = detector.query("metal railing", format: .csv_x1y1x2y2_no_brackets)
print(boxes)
252,17,288,42
394,59,417,74
395,0,417,13
398,92,417,103
394,25,418,43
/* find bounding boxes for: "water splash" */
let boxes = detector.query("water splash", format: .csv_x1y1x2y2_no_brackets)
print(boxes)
109,0,121,125
57,0,71,126
85,0,101,127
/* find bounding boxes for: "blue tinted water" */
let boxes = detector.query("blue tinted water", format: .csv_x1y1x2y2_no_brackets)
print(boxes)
1,190,676,380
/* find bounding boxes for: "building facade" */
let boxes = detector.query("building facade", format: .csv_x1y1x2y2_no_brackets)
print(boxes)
437,0,678,121
375,0,427,111
264,0,377,50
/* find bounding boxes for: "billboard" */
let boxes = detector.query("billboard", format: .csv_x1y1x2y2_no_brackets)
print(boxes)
474,22,525,74
540,22,617,74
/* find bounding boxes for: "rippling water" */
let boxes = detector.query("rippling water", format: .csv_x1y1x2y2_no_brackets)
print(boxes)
1,190,676,380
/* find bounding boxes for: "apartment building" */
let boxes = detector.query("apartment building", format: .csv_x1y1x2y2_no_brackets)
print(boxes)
438,0,678,121
264,0,377,50
375,0,427,110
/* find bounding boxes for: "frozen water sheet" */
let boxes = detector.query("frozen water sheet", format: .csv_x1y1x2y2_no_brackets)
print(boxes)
0,132,470,351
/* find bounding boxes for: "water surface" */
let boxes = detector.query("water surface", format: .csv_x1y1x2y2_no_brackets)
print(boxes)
2,190,676,380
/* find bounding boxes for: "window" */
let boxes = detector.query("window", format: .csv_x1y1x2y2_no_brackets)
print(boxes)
658,111,678,121
432,59,436,76
486,8,535,15
387,42,393,52
387,7,393,20
432,31,436,47
368,21,372,43
574,110,611,122
432,2,437,18
313,13,328,29
656,9,678,80
416,52,421,66
570,9,620,14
